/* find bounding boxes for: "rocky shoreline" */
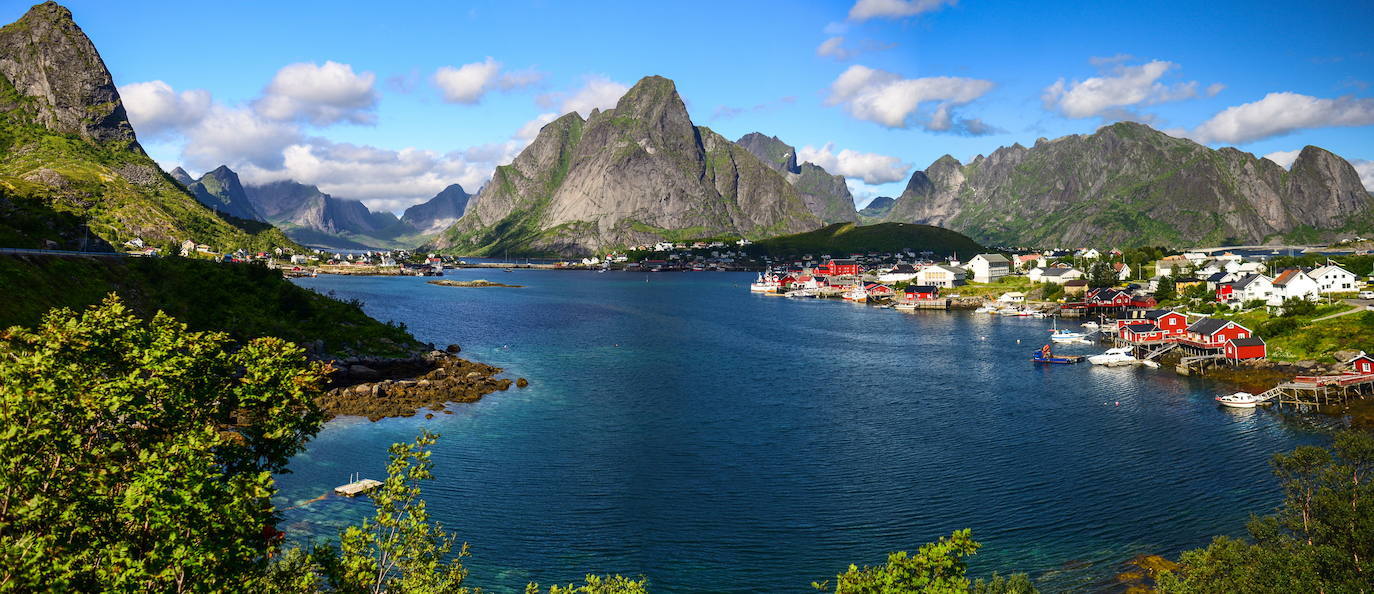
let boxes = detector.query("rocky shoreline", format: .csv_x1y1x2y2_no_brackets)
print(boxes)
427,279,523,288
317,345,528,421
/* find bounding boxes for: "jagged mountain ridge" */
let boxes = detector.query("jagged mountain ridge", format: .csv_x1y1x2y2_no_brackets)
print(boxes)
434,76,823,255
0,1,294,252
735,132,859,225
401,183,468,235
858,196,895,218
883,121,1374,248
179,165,261,222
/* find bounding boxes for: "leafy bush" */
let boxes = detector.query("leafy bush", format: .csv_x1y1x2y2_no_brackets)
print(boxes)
1258,316,1301,338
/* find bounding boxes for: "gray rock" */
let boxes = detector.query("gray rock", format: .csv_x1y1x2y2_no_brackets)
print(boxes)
348,365,379,380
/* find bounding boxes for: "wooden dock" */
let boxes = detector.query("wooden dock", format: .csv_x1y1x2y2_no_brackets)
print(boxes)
1254,372,1374,408
334,478,383,497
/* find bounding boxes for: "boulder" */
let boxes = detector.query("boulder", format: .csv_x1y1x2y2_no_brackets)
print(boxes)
516,378,529,388
446,344,462,353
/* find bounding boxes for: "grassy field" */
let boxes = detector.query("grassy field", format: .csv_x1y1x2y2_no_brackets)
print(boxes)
0,254,423,357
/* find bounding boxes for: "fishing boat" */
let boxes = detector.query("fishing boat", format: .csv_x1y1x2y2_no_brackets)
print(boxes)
842,283,869,302
1215,392,1261,408
1031,344,1084,364
749,270,782,293
1088,347,1138,366
895,301,917,310
1049,318,1088,343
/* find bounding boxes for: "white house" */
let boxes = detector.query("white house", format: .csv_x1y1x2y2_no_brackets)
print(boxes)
1014,254,1045,271
1310,264,1358,294
1029,267,1084,285
1075,248,1102,260
878,264,920,283
1229,273,1274,304
967,253,1011,283
1270,269,1321,305
1112,261,1132,281
1156,255,1191,276
917,264,966,288
998,292,1026,303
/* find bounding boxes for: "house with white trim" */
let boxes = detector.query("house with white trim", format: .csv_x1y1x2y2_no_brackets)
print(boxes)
1310,264,1358,294
967,253,1010,283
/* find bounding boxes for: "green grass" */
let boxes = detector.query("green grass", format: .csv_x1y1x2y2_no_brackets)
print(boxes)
0,254,422,357
1211,302,1370,362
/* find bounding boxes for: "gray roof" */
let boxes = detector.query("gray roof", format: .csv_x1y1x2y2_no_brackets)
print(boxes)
974,253,1010,264
1229,337,1265,347
1041,267,1078,276
1187,318,1233,335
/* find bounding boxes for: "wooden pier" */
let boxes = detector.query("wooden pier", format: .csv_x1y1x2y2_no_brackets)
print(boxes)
334,476,383,497
896,298,950,310
1253,372,1374,408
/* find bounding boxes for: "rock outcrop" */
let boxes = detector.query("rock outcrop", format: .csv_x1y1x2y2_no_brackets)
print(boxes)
882,122,1374,248
0,1,138,149
735,132,859,224
434,76,822,255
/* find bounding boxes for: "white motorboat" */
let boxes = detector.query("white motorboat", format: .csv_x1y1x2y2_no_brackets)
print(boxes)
1049,318,1088,342
1215,392,1261,408
975,305,995,314
1081,322,1100,330
1089,347,1138,366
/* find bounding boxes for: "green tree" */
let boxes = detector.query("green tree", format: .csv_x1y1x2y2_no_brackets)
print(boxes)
0,295,325,591
1158,430,1374,592
812,530,1036,593
1155,276,1177,302
1085,262,1116,289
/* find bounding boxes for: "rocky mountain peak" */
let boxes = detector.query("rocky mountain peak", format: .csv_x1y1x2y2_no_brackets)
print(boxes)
168,166,193,187
607,75,697,151
736,132,800,174
401,184,470,236
0,1,140,149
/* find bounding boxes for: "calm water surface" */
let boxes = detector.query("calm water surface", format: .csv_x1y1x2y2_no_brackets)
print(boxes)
281,271,1323,592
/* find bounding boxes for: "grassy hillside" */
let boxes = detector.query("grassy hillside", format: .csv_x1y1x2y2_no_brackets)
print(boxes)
1213,302,1374,363
0,254,422,357
746,222,985,258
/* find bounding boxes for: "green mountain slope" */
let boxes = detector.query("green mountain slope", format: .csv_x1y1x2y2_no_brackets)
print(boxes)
883,121,1373,248
747,222,984,258
0,2,295,252
736,132,859,225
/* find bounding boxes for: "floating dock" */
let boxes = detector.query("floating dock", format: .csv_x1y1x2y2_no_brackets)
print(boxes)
334,478,383,497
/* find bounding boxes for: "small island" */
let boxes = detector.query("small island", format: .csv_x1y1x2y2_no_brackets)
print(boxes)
427,279,523,288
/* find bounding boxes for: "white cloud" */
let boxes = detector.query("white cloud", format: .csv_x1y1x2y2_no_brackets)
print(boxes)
848,0,956,21
1351,159,1374,192
537,75,630,117
825,65,996,134
1042,59,1206,119
515,113,559,140
253,61,378,125
817,37,851,60
799,143,911,184
182,105,301,170
1263,150,1302,168
119,81,212,138
433,57,544,105
1187,92,1374,144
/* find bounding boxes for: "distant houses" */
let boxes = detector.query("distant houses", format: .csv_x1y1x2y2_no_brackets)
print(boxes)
917,264,966,288
1028,267,1084,284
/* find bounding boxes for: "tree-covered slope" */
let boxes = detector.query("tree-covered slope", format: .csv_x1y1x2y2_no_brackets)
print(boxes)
747,221,984,258
0,2,295,252
883,121,1373,248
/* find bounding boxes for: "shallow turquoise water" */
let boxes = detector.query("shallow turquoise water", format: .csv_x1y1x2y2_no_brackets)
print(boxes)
281,270,1322,592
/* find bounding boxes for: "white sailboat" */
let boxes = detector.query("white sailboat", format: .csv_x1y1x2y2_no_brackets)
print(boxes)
1049,318,1088,343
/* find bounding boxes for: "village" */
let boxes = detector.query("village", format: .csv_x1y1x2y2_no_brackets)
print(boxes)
743,246,1374,411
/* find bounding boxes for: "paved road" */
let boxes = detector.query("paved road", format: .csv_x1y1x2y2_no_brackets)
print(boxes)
1312,299,1372,322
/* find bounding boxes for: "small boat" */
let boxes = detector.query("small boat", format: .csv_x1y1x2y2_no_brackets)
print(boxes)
842,283,869,302
1089,347,1138,366
1139,359,1160,369
1081,322,1100,330
1215,392,1260,408
1031,344,1084,364
975,305,995,314
1049,319,1088,343
895,301,916,310
750,270,783,293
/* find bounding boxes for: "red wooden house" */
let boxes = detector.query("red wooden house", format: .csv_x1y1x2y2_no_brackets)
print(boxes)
1114,310,1188,337
1348,353,1374,374
1215,283,1235,302
1121,322,1167,343
904,285,940,300
864,282,894,297
1224,337,1267,361
1180,318,1255,351
815,259,862,276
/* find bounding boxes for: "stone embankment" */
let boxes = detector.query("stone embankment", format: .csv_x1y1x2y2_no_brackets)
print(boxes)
317,345,528,421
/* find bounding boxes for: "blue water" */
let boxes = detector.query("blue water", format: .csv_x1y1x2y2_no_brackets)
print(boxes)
280,271,1323,592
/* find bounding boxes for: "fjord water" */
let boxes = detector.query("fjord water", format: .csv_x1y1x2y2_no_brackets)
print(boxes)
282,271,1321,592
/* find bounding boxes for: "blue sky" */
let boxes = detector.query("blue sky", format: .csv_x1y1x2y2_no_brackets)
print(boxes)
11,0,1372,213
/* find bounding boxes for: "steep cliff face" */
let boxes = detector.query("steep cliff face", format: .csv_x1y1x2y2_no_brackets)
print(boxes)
734,132,858,224
185,166,261,222
0,1,137,149
435,76,822,255
883,122,1374,247
241,179,412,249
401,184,469,235
0,2,293,252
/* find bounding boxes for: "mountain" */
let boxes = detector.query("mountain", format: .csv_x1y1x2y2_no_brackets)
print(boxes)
883,121,1374,248
434,76,823,256
858,196,896,218
169,166,194,187
747,222,983,258
0,2,294,252
401,183,469,235
241,179,417,250
183,166,261,222
735,133,859,224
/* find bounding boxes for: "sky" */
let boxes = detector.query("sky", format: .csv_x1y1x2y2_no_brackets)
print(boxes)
10,0,1373,214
